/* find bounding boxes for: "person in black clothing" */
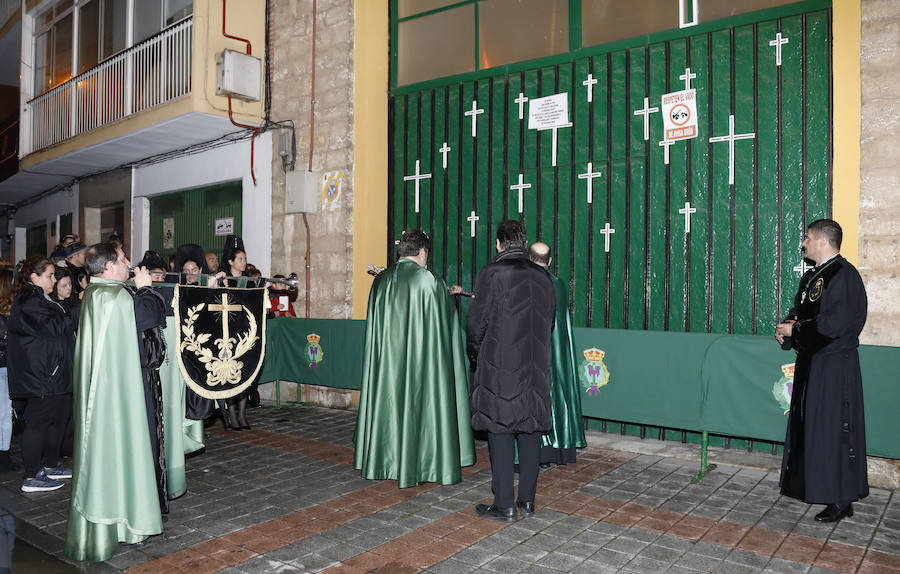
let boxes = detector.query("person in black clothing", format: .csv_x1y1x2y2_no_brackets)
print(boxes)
466,220,556,522
0,268,17,472
775,219,869,523
7,256,78,492
51,267,81,462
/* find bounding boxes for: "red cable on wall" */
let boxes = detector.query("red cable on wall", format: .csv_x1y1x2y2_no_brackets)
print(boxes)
222,0,260,185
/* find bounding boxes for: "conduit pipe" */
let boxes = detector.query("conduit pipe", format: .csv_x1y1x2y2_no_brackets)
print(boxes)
301,0,318,318
222,0,260,185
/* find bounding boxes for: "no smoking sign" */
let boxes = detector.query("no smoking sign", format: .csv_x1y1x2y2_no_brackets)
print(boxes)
661,89,698,141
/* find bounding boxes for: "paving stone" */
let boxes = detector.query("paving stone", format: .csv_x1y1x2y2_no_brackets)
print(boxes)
535,549,585,572
481,555,530,573
762,557,812,573
428,558,480,573
602,535,649,556
725,548,772,568
620,555,670,573
587,547,632,568
453,545,497,567
675,552,725,571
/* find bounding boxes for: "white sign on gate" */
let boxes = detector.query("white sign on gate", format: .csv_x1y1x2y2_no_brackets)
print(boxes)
528,93,569,130
660,89,698,142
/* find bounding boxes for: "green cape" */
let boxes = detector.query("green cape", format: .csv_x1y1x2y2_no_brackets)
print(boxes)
354,259,475,488
65,278,163,562
544,272,587,450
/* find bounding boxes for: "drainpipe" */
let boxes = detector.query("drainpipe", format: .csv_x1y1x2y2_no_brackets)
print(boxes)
222,0,260,185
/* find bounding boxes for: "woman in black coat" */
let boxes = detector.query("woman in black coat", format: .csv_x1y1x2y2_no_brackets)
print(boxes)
7,256,77,492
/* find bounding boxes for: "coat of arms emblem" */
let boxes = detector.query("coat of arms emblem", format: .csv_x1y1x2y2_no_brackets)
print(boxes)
306,333,324,368
579,347,610,396
772,363,795,415
175,286,268,399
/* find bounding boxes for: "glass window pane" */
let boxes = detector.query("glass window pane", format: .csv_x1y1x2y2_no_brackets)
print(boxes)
700,0,797,23
479,0,568,69
133,0,162,43
102,0,128,58
582,0,678,47
34,32,51,93
54,0,73,20
397,5,475,86
53,13,73,85
398,0,461,19
78,0,100,73
165,0,192,25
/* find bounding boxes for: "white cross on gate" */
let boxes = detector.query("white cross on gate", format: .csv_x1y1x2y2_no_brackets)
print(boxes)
708,114,756,185
577,162,602,204
583,73,598,103
509,173,532,214
464,100,484,137
439,142,451,169
599,222,616,253
679,201,697,233
467,211,479,238
402,159,432,213
679,67,697,91
793,259,813,275
537,122,573,167
659,139,676,165
769,32,789,67
633,97,660,141
514,92,529,120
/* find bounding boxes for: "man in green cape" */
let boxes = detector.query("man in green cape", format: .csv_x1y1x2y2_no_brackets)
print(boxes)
354,229,475,488
529,242,586,465
66,244,165,562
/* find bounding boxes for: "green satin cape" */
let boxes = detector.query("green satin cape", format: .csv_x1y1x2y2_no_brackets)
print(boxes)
65,278,163,562
544,272,587,450
354,259,475,488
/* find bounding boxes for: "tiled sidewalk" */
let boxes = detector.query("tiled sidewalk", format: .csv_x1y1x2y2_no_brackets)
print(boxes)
0,405,898,573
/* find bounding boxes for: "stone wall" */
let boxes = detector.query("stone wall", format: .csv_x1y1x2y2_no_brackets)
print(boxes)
859,0,900,346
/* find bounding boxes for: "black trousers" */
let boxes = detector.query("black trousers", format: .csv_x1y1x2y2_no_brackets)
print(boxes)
21,394,68,478
487,431,541,509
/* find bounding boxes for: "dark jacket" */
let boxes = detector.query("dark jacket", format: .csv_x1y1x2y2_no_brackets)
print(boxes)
0,313,7,368
466,247,556,434
7,284,77,398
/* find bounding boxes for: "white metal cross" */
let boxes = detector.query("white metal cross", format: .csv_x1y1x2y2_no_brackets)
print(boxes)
514,92,529,120
633,97,660,141
678,201,697,233
659,139,676,165
439,142,451,169
599,222,616,253
467,211,479,238
402,159,432,213
793,259,813,275
577,162,602,204
509,173,532,214
464,100,484,137
679,67,696,91
769,32,789,67
583,73,598,103
537,122,573,167
708,114,755,185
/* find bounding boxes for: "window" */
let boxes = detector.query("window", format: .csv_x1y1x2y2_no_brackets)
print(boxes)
134,0,194,44
582,0,678,47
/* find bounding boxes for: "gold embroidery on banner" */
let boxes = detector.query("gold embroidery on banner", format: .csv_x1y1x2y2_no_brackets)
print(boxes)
179,296,260,387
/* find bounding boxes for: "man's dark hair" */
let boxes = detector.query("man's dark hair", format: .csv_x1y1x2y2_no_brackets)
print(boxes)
528,243,551,267
398,229,431,257
84,242,119,276
808,219,842,249
496,220,527,250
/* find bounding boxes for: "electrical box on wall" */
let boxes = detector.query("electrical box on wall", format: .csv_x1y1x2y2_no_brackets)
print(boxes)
216,49,261,101
285,171,319,214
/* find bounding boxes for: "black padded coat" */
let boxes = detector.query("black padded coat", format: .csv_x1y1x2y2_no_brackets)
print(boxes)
466,247,556,434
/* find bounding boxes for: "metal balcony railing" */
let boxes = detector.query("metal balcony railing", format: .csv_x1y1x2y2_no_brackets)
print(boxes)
25,17,193,155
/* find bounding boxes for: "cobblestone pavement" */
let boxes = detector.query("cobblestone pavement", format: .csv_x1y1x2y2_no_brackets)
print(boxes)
0,405,898,573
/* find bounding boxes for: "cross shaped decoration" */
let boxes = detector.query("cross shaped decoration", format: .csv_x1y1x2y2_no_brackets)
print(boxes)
467,211,479,238
514,92,529,120
464,100,484,137
679,67,696,91
209,293,242,344
537,122,573,167
708,114,755,185
659,139,676,165
598,222,616,253
509,173,532,214
793,259,813,276
678,201,697,233
439,142,451,169
577,162,602,204
583,73,598,103
769,32,789,67
633,97,660,141
402,159,432,213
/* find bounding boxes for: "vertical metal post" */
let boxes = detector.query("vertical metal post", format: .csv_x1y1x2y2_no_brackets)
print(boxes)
692,430,717,483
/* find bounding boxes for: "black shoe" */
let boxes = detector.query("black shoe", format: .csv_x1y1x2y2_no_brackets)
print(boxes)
814,503,853,523
227,424,243,432
516,500,535,518
540,463,552,470
242,424,251,430
475,504,517,522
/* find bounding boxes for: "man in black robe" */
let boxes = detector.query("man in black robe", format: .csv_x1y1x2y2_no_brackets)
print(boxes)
775,219,868,523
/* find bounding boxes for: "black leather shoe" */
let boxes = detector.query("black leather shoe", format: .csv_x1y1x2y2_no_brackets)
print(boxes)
516,500,535,518
814,503,853,523
475,504,517,522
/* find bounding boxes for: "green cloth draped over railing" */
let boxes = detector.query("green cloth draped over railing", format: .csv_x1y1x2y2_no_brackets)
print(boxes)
259,318,900,459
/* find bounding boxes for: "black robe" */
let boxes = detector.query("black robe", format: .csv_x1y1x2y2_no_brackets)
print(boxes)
779,255,868,505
